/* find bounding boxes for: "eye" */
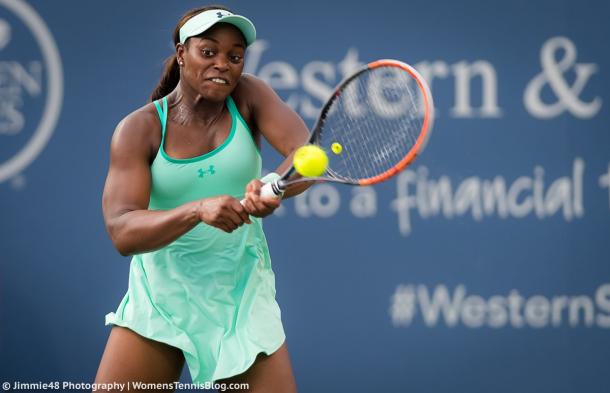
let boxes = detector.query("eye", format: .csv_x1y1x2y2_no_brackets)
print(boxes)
229,54,243,64
201,48,215,57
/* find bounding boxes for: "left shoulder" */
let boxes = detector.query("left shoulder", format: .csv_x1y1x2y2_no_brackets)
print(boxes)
235,73,270,96
232,73,310,158
231,73,274,120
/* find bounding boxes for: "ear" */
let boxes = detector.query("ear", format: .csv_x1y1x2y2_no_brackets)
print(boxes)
176,43,186,66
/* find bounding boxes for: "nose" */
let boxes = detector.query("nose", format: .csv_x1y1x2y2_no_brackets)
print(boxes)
213,56,229,72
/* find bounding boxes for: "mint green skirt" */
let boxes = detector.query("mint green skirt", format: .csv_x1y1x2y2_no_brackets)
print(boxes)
105,221,286,383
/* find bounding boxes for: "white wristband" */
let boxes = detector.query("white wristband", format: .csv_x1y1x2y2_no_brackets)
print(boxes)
260,172,281,184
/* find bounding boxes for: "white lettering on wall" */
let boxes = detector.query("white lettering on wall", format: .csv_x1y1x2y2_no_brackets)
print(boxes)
524,37,602,119
390,283,610,329
391,158,585,236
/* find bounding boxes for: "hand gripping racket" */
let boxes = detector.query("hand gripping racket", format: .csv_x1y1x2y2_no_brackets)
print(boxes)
261,59,434,199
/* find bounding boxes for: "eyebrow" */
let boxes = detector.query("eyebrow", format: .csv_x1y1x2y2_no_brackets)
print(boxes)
199,36,245,49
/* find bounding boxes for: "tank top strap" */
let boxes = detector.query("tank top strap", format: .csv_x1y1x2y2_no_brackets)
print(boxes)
225,95,239,117
153,96,168,140
226,95,258,148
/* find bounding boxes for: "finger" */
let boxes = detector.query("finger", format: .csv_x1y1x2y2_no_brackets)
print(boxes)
244,190,257,204
246,181,260,194
260,196,281,207
225,207,247,228
225,213,242,229
213,220,231,233
219,217,237,232
251,198,269,216
245,201,266,218
233,200,252,224
243,191,265,215
240,196,252,212
259,198,281,213
246,179,263,194
245,186,262,201
242,200,256,216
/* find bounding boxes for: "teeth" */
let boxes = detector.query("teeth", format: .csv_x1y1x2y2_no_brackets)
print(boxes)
210,78,227,84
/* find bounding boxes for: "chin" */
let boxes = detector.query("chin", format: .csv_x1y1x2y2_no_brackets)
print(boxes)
201,87,232,102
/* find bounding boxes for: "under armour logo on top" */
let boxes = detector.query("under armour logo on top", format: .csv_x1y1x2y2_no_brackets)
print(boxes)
198,165,216,178
216,11,228,18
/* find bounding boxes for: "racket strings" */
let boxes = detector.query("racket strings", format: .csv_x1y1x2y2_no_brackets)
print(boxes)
320,66,426,182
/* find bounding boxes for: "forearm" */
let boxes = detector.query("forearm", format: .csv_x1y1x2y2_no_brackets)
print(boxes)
107,201,200,256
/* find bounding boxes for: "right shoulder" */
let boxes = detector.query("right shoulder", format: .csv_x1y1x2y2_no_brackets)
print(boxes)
111,102,163,161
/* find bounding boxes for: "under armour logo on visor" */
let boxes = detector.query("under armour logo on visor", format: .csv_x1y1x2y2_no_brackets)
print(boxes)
198,165,216,178
216,12,226,18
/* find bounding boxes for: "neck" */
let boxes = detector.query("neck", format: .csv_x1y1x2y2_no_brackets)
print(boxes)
168,81,226,126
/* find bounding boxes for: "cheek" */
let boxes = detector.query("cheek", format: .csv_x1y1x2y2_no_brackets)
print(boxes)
185,63,208,81
231,63,245,77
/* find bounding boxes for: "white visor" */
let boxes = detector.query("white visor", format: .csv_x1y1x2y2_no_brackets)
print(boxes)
179,9,256,46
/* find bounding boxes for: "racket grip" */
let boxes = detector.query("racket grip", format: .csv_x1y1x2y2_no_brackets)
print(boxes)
260,180,284,199
239,180,284,206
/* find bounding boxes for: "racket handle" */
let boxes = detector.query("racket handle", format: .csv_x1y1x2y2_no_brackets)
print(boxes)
239,180,284,206
260,180,284,199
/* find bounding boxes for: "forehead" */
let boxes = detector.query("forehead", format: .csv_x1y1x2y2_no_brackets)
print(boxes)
192,23,246,47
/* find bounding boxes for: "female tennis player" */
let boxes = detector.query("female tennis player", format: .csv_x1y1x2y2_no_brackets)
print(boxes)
95,5,308,392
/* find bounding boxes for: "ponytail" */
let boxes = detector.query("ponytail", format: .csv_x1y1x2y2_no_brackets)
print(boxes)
150,54,180,102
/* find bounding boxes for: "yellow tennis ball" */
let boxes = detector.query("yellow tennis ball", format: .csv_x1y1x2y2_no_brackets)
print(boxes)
293,145,328,177
331,142,343,154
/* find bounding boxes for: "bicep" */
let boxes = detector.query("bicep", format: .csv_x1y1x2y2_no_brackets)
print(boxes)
249,78,309,157
102,118,153,225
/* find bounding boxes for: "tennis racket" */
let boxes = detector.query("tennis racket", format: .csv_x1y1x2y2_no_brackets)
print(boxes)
260,59,434,199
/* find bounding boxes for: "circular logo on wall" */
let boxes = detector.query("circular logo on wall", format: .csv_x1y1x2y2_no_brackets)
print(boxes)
0,0,63,186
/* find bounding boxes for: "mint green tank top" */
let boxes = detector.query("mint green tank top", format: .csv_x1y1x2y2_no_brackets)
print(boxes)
105,96,286,383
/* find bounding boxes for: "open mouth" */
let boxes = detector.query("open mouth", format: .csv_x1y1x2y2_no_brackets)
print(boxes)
207,77,229,86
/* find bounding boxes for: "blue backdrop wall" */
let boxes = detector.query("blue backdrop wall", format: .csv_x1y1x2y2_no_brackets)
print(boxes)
1,0,609,392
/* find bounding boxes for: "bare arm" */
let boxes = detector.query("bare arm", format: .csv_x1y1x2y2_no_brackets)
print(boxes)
243,74,312,198
102,110,250,256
